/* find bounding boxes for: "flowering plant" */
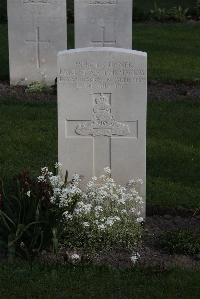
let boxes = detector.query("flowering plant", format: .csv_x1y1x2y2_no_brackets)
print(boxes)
0,171,54,262
40,164,144,253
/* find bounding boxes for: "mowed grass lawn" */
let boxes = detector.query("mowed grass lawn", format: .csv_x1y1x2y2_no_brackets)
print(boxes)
0,263,200,299
1,23,200,81
0,99,199,209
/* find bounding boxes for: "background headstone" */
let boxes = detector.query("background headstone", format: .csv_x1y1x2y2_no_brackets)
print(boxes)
7,0,67,85
58,48,147,209
75,0,133,49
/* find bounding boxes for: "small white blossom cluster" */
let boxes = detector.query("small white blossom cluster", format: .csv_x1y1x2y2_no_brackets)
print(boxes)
38,165,144,251
38,165,144,225
37,166,53,183
130,252,140,264
62,167,144,231
69,253,81,264
37,164,82,209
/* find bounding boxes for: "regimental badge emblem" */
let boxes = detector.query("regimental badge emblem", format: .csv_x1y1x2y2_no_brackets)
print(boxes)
75,93,130,137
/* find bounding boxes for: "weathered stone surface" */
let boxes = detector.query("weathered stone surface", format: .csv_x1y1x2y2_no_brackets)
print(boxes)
58,48,147,210
7,0,67,85
75,0,132,49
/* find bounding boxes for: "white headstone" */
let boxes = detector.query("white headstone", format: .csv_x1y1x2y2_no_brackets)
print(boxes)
7,0,67,85
75,0,132,49
58,48,147,209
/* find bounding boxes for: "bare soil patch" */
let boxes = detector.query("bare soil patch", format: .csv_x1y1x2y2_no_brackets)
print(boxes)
148,80,200,101
36,214,200,270
0,81,56,102
92,214,200,270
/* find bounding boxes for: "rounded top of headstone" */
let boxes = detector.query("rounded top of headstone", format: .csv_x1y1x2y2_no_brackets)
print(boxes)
58,47,147,57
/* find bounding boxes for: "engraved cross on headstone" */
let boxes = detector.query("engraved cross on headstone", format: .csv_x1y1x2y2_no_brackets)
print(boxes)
91,26,116,47
66,93,138,176
25,26,50,69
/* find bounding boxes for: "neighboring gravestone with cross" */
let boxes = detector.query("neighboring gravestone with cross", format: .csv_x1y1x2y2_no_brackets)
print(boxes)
7,0,67,85
75,0,132,49
58,48,147,212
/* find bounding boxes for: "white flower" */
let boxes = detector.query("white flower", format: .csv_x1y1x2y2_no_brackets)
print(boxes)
63,211,73,220
72,173,81,184
98,224,106,230
55,162,62,169
20,242,25,248
49,175,64,188
104,167,111,175
39,166,144,246
26,190,31,197
95,212,100,218
71,253,80,260
106,218,114,226
87,181,95,188
53,188,61,195
41,167,49,174
95,205,103,212
136,217,144,223
83,222,90,227
128,178,143,185
84,204,92,213
128,179,135,185
37,175,45,182
135,178,143,185
130,253,140,264
70,253,81,264
118,198,126,205
91,176,97,181
135,196,143,203
131,208,136,213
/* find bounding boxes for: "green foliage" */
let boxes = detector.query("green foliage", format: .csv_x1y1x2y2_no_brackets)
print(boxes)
157,229,200,255
169,6,189,22
134,0,196,12
150,3,169,22
64,218,142,254
188,1,200,20
25,82,53,94
39,166,143,254
0,165,143,261
0,171,65,261
1,0,199,24
150,3,189,22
